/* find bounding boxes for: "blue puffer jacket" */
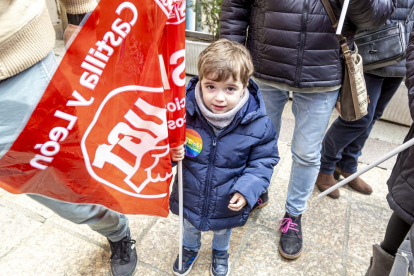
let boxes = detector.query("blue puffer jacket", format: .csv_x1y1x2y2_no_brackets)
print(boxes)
170,77,280,231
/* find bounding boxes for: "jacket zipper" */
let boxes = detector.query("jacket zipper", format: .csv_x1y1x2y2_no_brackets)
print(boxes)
294,0,310,88
199,119,239,230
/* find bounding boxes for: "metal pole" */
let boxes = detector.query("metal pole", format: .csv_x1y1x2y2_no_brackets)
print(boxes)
336,0,350,35
178,160,184,270
318,138,414,198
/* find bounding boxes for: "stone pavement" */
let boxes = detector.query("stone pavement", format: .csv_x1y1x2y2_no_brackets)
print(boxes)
0,42,411,276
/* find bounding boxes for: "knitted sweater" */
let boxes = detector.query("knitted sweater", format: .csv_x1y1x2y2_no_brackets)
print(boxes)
0,0,96,81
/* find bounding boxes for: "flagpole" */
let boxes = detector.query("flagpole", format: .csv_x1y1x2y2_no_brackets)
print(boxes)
178,160,183,270
336,0,350,35
318,138,414,198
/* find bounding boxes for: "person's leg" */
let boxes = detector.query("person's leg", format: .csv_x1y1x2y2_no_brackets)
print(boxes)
211,228,232,276
381,212,412,256
173,219,200,275
279,89,338,260
286,89,339,216
255,79,290,136
1,52,136,276
212,228,232,251
365,212,412,276
0,52,57,158
339,76,403,174
320,73,384,175
28,195,129,240
183,219,202,251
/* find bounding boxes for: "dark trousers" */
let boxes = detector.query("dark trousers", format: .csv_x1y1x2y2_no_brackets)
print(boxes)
320,73,404,174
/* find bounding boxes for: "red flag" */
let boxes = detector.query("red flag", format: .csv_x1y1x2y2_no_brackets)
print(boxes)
0,0,186,216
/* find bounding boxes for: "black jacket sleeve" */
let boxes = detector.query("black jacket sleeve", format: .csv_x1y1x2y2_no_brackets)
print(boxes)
345,0,396,29
405,30,414,121
219,0,254,44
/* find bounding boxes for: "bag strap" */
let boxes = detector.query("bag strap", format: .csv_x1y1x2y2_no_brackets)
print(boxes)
320,0,350,53
405,5,414,26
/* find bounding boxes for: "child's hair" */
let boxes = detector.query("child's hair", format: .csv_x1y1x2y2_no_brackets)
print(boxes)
197,38,254,87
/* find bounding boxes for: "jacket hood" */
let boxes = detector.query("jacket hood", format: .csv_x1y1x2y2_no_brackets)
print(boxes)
185,76,267,125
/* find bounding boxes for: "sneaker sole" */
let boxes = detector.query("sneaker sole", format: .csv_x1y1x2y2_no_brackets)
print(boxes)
251,201,269,212
172,253,199,276
210,265,230,276
278,246,302,260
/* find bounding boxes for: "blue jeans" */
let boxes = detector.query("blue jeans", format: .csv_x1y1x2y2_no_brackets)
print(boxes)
258,80,338,216
183,219,232,251
0,52,129,242
320,74,403,174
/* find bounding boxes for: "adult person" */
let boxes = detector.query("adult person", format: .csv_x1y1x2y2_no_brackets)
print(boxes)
318,0,414,199
365,25,414,276
219,0,396,260
0,1,137,276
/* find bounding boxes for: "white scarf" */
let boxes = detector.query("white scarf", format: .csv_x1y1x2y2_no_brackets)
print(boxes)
195,81,250,128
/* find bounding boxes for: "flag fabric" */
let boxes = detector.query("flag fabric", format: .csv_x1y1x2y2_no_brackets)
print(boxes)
0,0,186,216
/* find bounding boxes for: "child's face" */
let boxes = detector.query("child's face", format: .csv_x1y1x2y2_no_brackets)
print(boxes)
200,76,246,114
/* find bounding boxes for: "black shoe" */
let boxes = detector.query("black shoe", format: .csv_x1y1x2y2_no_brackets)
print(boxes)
108,229,137,276
210,249,230,276
278,212,302,259
172,247,199,276
252,189,269,212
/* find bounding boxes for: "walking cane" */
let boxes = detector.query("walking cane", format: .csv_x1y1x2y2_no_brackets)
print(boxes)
318,137,414,198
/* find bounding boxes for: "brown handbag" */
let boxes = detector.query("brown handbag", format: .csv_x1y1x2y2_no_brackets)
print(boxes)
321,0,368,121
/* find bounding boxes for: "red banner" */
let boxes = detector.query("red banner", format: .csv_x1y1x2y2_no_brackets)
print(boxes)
0,0,186,216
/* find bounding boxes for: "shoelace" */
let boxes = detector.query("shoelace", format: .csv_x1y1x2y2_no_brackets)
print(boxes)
110,237,136,264
278,218,298,234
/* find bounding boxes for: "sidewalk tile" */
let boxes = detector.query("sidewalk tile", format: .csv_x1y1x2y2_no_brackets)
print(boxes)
0,205,42,258
48,212,154,245
346,257,369,276
351,166,391,209
137,213,249,275
348,202,392,261
0,225,109,275
233,225,343,276
0,193,55,219
303,189,348,250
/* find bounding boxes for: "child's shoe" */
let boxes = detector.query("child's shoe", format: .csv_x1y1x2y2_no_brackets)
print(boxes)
278,212,302,259
172,247,199,276
210,249,230,276
252,189,269,212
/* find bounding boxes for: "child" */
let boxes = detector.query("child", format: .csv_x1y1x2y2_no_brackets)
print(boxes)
169,39,280,276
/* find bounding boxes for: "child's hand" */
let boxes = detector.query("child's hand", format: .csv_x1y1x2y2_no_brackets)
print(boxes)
170,145,185,161
228,192,247,211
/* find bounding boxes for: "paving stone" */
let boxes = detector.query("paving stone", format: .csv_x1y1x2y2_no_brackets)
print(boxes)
134,264,165,275
48,211,155,247
255,178,288,231
360,138,399,170
137,213,249,275
0,205,43,258
233,225,343,276
346,257,369,276
348,202,392,261
303,189,348,251
0,225,110,275
350,166,391,210
0,193,55,219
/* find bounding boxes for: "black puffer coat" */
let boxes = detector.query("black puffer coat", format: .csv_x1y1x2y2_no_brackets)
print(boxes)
368,0,414,77
220,0,396,89
386,29,414,225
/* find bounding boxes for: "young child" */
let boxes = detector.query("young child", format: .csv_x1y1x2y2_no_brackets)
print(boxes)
169,39,280,276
